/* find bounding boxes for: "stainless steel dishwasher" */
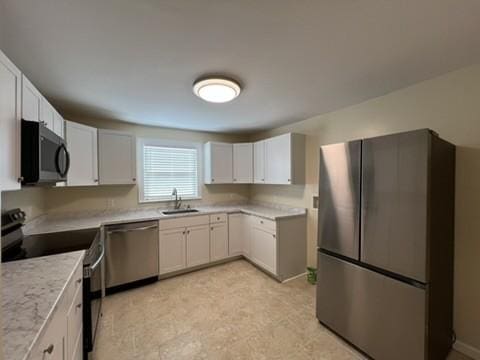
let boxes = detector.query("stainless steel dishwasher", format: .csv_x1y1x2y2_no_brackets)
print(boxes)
105,221,159,293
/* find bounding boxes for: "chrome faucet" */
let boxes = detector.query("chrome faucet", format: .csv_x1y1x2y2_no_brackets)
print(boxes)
172,188,182,209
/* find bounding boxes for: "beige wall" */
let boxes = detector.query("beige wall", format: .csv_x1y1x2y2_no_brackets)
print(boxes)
2,188,46,219
43,116,252,214
250,64,480,352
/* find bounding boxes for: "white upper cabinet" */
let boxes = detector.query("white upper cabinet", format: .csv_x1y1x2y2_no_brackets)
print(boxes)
65,120,98,186
233,143,253,183
53,110,64,138
0,51,22,191
265,133,305,185
253,140,265,184
98,129,136,185
204,142,233,184
40,97,55,131
21,75,42,122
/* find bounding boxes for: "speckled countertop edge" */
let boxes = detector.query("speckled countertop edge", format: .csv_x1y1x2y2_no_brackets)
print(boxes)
24,203,307,236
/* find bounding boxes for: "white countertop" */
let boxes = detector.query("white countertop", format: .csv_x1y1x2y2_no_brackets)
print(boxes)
2,251,85,360
24,203,306,236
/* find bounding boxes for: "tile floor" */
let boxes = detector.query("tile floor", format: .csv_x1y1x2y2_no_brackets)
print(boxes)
93,260,470,360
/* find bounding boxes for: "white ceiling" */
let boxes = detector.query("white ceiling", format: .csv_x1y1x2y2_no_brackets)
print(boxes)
1,0,480,133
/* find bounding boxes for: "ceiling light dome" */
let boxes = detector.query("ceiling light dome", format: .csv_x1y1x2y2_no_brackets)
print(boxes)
193,77,241,103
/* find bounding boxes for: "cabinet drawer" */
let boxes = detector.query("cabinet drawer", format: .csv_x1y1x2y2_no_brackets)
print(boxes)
159,215,209,230
251,216,276,233
209,213,227,224
67,286,83,360
65,263,83,309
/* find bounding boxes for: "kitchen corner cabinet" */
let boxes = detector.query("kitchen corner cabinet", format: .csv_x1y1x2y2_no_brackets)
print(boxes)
210,222,228,261
65,120,98,186
21,74,42,122
204,142,233,184
98,129,136,185
265,133,305,185
253,140,266,184
0,50,22,191
233,143,253,183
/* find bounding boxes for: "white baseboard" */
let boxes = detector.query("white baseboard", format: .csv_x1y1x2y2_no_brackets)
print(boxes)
281,272,307,283
454,340,480,360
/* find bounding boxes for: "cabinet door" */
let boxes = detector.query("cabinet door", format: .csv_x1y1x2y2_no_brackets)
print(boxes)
228,214,244,256
210,223,228,261
251,226,277,274
159,228,186,274
21,74,41,122
253,140,265,184
41,98,55,131
0,51,22,191
265,133,291,184
186,225,210,267
66,287,82,360
30,310,66,360
65,121,98,186
53,110,64,138
233,143,253,183
361,130,429,282
205,142,233,183
98,129,136,185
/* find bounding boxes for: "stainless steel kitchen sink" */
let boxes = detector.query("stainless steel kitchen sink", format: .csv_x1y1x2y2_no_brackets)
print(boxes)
161,209,199,215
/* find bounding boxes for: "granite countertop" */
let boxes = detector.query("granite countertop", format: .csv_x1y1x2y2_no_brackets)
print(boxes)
2,251,86,360
24,203,306,236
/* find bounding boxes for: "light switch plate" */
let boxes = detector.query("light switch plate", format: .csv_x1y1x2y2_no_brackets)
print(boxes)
313,195,319,209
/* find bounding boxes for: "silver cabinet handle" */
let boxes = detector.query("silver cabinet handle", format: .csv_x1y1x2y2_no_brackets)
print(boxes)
43,344,54,354
107,225,158,234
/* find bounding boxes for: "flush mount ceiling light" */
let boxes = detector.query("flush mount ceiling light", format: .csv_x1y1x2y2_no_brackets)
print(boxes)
193,77,241,103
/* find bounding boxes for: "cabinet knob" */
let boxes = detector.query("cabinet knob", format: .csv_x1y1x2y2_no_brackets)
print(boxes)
94,179,99,182
43,344,54,354
212,179,215,183
76,303,82,309
211,227,214,231
132,178,136,181
187,230,190,234
17,176,24,183
273,234,276,238
76,278,82,284
287,179,291,182
260,220,264,224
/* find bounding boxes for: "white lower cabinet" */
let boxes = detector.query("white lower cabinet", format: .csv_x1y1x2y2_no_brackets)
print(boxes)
228,213,244,256
30,260,83,360
66,285,83,360
186,225,210,267
251,225,277,275
210,223,228,261
159,228,186,274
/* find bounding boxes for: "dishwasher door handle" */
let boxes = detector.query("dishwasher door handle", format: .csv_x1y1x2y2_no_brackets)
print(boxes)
107,224,158,234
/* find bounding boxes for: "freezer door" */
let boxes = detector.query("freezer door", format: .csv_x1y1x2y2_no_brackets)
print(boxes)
316,252,426,360
318,140,361,259
361,129,429,282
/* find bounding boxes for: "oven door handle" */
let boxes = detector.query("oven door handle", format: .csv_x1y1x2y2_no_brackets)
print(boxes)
84,245,105,278
90,246,105,272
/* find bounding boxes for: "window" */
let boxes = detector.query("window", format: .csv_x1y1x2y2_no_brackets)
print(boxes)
138,139,202,202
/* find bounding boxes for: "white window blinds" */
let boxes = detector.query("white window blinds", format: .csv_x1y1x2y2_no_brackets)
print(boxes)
143,145,199,201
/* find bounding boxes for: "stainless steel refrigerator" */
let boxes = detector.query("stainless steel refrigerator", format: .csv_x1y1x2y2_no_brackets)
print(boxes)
316,129,455,360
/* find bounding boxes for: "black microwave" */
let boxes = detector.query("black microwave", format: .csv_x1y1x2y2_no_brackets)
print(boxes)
21,119,70,185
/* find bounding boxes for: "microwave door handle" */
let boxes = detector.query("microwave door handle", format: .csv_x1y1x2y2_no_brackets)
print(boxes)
55,144,70,177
